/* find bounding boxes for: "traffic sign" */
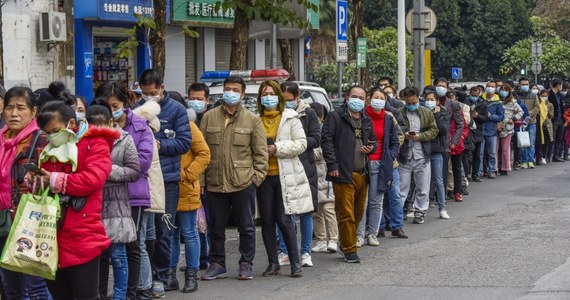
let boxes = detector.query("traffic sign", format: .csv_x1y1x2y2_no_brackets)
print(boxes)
451,67,462,80
532,61,542,74
356,38,367,68
336,0,348,62
406,7,437,37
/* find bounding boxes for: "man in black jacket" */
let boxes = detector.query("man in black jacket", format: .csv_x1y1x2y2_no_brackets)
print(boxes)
322,85,376,263
548,79,565,162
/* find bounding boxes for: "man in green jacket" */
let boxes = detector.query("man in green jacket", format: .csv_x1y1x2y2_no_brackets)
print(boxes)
398,86,439,225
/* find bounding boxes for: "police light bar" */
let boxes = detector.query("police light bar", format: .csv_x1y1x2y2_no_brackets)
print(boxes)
200,69,290,83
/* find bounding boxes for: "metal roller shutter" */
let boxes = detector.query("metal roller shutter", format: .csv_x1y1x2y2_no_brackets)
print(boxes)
185,36,197,88
265,40,283,68
215,29,233,70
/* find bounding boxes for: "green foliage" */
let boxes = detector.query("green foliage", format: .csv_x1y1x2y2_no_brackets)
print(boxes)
215,0,318,29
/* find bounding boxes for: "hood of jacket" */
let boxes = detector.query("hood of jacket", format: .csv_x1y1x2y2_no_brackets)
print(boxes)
482,93,500,102
133,101,161,132
84,126,120,149
295,99,310,117
282,107,299,121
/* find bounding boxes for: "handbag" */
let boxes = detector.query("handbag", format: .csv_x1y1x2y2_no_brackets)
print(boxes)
517,129,531,148
0,131,41,237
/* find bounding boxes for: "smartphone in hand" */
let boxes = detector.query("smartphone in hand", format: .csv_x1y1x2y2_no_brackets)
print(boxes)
408,131,417,136
24,163,44,175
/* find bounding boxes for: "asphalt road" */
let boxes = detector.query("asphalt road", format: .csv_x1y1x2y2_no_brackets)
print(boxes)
158,161,570,300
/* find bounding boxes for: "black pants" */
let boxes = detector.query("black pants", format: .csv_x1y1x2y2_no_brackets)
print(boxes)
553,120,565,159
256,176,300,266
126,207,142,299
451,154,463,194
48,256,101,300
473,142,483,177
512,131,520,163
462,149,473,179
207,185,256,267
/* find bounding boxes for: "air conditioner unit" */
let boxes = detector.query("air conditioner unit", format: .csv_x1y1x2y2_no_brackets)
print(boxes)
39,12,67,42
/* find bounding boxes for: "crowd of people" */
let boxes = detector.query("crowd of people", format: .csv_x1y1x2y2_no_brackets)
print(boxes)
0,70,569,300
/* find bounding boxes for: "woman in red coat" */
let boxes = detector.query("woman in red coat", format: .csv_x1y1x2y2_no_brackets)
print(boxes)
34,100,115,300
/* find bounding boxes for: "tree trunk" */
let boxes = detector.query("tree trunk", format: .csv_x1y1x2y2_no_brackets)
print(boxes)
230,1,250,70
350,0,368,86
278,39,296,81
151,0,167,77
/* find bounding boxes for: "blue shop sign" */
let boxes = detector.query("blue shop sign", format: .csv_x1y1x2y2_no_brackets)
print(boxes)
98,0,154,22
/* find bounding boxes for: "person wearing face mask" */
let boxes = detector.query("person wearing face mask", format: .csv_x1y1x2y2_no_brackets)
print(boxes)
468,86,488,181
497,85,523,176
383,85,403,108
275,82,320,268
424,92,451,218
397,86,439,225
355,88,401,246
322,85,377,263
518,83,540,169
537,90,554,165
254,80,310,278
199,76,268,281
95,82,156,299
33,100,115,300
138,69,191,292
0,87,50,299
547,79,565,162
480,81,505,179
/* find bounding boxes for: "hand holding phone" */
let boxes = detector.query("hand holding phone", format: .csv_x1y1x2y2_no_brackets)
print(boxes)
24,163,44,175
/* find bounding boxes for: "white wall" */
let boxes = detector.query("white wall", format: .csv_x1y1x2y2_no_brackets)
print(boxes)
3,0,59,90
164,26,186,94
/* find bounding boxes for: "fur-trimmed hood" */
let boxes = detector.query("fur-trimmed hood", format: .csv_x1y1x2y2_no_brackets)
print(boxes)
133,101,161,133
83,125,121,149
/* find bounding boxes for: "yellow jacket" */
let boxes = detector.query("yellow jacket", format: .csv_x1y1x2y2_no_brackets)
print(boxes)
178,122,211,212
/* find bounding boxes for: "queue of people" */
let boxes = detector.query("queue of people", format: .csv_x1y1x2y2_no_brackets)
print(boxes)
1,72,570,300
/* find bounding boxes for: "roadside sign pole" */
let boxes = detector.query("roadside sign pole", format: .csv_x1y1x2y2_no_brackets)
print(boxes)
336,0,348,99
398,0,406,91
413,0,426,92
338,62,343,99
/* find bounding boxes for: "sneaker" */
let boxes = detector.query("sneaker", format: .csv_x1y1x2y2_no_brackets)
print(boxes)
327,241,338,253
440,210,450,219
377,230,386,238
356,236,364,248
336,247,345,259
278,252,290,266
529,162,535,169
413,214,425,224
472,176,482,182
406,210,415,219
311,241,328,253
137,288,155,300
541,158,547,165
201,263,228,280
151,281,166,299
301,253,313,267
344,252,361,263
520,162,528,169
454,193,463,202
238,263,253,280
367,235,380,246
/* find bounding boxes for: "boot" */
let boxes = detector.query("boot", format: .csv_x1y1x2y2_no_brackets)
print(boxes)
164,268,180,291
183,269,198,293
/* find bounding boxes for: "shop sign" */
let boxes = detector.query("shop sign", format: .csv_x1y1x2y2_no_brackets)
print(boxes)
99,0,154,22
173,0,235,24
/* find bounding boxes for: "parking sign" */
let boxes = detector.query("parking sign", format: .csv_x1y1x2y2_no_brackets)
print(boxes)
336,0,348,62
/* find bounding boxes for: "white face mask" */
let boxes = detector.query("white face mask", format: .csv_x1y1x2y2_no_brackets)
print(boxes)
143,95,161,102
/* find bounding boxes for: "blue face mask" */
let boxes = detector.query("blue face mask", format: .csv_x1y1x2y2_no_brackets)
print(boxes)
112,108,124,121
469,95,479,103
370,99,386,110
223,91,241,106
406,103,419,111
261,95,279,109
499,90,509,98
187,100,207,113
486,87,495,95
424,101,436,110
347,98,365,112
520,85,529,93
436,86,447,97
285,100,297,110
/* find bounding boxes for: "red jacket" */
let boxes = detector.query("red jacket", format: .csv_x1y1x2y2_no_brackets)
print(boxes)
450,109,469,156
43,126,117,268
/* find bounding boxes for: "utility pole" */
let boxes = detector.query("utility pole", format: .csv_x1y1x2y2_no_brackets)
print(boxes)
270,23,277,68
413,0,425,92
397,0,406,91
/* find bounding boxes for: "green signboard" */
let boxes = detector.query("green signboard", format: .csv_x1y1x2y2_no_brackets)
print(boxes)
173,0,235,24
357,38,367,68
307,0,320,30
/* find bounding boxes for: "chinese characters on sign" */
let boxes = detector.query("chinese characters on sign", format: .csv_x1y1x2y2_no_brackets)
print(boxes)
102,3,154,15
187,2,235,19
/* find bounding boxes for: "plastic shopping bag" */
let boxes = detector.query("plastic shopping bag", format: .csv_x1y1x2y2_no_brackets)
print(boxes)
517,130,530,148
197,206,207,234
0,189,60,280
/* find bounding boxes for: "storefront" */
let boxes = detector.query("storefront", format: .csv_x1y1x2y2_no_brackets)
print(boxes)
74,0,166,101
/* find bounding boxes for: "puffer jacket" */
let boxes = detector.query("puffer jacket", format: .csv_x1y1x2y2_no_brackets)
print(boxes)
499,100,523,138
295,100,320,213
133,101,165,213
273,108,312,215
123,108,154,208
314,147,334,203
103,129,140,243
482,94,505,137
178,122,210,212
152,92,192,182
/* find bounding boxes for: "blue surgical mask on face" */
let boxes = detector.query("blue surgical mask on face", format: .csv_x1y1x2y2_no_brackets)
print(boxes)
499,90,509,98
75,111,86,121
469,95,479,103
370,99,386,110
531,89,539,95
520,85,529,93
425,101,436,110
436,86,447,97
347,98,365,112
261,95,279,109
486,87,496,95
112,108,124,121
285,100,297,110
223,91,241,106
406,103,419,111
187,100,206,113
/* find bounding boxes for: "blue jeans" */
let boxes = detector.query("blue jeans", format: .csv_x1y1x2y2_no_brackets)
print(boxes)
484,136,498,173
138,212,153,290
430,153,446,212
277,213,313,255
0,268,49,300
358,160,383,237
381,168,403,230
171,211,200,271
520,124,537,163
154,183,179,283
109,243,128,300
